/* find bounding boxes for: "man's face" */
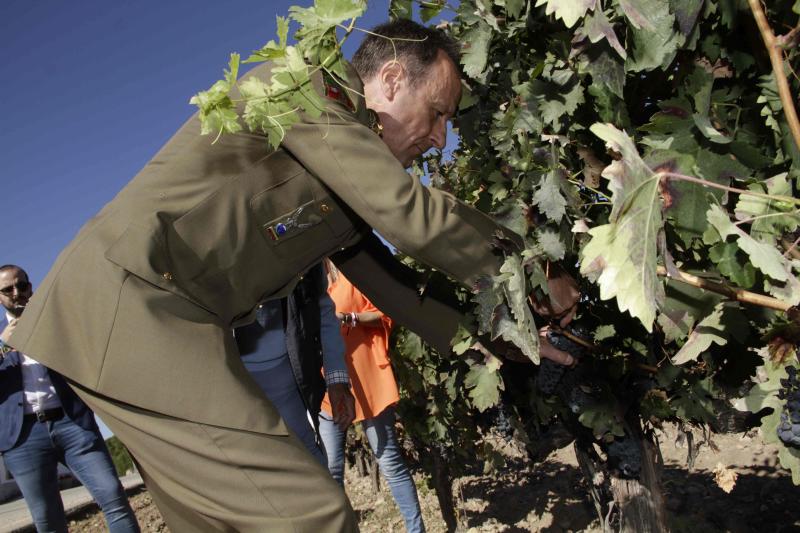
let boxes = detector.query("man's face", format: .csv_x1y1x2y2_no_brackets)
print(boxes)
378,50,462,168
0,268,32,318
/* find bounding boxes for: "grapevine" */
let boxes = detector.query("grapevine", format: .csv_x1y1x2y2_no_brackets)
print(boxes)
194,0,800,529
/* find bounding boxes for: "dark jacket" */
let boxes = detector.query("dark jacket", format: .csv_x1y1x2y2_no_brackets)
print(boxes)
0,316,98,452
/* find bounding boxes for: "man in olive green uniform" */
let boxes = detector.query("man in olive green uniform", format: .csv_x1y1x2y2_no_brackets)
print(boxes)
9,20,576,532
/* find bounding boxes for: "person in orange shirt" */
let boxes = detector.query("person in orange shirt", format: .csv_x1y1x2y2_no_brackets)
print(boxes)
319,261,425,533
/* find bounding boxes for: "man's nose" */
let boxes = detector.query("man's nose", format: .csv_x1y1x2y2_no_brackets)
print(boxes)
429,119,447,150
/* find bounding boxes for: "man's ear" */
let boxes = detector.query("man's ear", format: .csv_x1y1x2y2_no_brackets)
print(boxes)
378,60,406,102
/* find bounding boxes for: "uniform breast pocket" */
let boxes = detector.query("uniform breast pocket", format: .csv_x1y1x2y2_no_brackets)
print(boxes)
251,173,347,263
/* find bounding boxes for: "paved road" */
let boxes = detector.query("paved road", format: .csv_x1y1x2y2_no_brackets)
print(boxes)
0,474,143,533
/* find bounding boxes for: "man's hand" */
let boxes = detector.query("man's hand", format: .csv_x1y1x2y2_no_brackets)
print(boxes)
328,383,355,431
1,318,18,344
539,326,575,366
480,329,575,367
529,263,579,328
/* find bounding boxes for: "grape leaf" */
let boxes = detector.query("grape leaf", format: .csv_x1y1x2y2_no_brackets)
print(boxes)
535,0,595,28
461,21,493,80
580,42,625,98
464,360,504,412
580,123,664,331
736,357,800,484
420,0,446,22
389,0,412,19
498,255,540,362
576,5,627,59
532,169,568,222
623,0,680,72
290,0,366,38
692,113,732,144
734,173,800,245
537,228,566,260
190,54,242,136
707,204,790,282
709,242,757,289
672,302,728,365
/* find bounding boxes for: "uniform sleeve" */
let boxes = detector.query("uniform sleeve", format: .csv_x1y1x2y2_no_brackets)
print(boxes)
281,102,518,289
331,233,465,356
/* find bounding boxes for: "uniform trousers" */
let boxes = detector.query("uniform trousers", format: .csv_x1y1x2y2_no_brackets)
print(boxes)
70,383,358,532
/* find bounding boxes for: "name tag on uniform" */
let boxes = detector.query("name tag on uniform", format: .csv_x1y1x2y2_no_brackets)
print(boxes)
264,204,323,241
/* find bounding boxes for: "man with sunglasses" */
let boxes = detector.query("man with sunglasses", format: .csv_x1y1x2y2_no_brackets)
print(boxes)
0,265,139,533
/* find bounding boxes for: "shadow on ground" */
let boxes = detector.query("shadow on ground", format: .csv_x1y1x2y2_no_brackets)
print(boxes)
455,458,800,532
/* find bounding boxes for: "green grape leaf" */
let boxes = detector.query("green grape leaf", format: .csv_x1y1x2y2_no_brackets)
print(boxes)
498,255,540,362
537,228,566,261
389,0,413,19
534,0,595,28
671,302,728,365
532,169,568,222
734,173,800,245
692,113,732,144
581,43,625,98
190,54,242,137
451,324,476,355
623,0,680,72
736,357,800,484
580,123,664,331
707,204,789,282
464,360,504,412
709,242,757,288
290,0,366,33
594,324,616,342
245,16,290,63
577,5,626,59
499,0,525,19
461,21,493,80
671,0,703,36
646,149,708,244
578,402,625,439
420,0,446,22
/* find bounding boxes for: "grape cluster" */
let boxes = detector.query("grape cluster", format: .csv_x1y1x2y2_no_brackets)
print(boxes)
777,365,800,447
536,326,589,395
490,404,515,443
605,435,643,479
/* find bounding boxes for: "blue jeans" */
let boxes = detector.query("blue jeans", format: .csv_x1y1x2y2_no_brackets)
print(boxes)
319,405,425,533
247,355,327,466
2,414,139,533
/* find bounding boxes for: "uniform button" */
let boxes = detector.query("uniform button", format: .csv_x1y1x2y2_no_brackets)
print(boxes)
320,203,331,214
162,272,174,281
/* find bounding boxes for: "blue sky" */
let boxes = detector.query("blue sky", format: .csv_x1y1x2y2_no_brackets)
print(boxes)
0,0,410,286
1,0,455,438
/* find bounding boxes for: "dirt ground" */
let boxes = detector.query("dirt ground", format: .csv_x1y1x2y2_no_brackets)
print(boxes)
65,425,800,532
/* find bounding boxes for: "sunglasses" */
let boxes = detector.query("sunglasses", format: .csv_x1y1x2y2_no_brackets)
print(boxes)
0,281,31,296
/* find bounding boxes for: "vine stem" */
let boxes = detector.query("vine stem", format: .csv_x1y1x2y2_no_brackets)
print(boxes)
655,265,792,312
657,171,800,207
748,0,800,152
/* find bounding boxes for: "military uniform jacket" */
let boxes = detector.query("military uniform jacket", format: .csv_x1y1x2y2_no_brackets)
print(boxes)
9,62,508,434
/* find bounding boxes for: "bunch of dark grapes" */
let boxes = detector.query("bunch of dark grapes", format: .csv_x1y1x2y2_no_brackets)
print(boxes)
490,404,515,443
536,326,589,395
605,435,643,479
776,365,800,447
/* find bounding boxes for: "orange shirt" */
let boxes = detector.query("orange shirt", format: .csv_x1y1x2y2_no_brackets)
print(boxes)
320,272,398,422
